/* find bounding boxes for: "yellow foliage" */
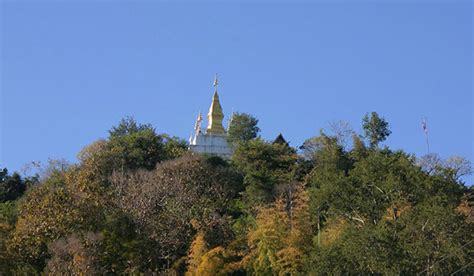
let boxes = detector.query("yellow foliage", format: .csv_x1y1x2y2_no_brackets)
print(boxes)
186,235,240,276
196,247,226,276
275,246,303,275
218,236,250,274
246,186,312,274
8,180,101,266
72,254,86,273
456,193,473,223
286,188,312,251
319,217,347,247
186,232,208,276
382,203,411,222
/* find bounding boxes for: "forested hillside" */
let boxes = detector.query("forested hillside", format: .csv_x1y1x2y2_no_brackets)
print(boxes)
1,113,472,275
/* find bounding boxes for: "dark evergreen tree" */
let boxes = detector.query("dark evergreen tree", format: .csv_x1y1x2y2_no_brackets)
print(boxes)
227,112,260,145
0,169,27,203
362,112,392,148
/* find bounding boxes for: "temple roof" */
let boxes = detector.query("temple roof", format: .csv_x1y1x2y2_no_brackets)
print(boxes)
273,133,289,146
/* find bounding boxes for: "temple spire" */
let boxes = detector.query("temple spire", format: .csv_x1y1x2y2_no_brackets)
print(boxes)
206,74,225,135
194,110,203,134
227,108,235,131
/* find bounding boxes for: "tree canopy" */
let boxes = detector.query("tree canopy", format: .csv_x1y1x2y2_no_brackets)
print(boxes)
227,112,260,145
1,113,472,275
362,111,392,148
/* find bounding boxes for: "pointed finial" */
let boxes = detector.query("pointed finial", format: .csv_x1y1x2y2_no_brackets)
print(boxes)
213,73,218,89
227,108,235,130
195,110,203,133
207,75,225,135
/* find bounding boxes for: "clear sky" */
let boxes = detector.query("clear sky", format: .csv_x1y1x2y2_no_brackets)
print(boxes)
1,1,472,184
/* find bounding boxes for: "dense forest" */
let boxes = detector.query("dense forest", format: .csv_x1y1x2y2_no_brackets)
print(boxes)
1,112,472,275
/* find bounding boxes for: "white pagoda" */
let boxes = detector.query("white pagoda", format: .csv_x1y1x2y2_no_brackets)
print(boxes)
189,75,233,159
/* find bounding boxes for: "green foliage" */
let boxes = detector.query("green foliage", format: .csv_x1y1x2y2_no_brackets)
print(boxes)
95,211,150,273
232,139,298,207
76,117,181,188
303,131,352,185
2,115,472,275
108,116,154,138
227,112,260,145
104,117,189,171
0,201,17,226
362,111,392,148
162,134,189,160
396,197,473,274
351,134,368,160
107,124,166,171
72,117,189,199
307,197,473,275
0,201,18,274
0,169,27,203
45,211,150,274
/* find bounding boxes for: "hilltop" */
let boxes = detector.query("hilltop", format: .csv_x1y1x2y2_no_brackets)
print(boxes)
1,113,472,275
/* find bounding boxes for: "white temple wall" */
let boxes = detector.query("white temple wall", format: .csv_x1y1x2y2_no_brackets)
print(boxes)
189,133,233,159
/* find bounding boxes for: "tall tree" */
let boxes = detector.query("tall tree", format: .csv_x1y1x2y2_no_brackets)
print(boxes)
244,185,312,275
362,112,392,148
106,117,190,171
108,116,154,138
232,139,297,207
227,113,260,145
107,121,166,171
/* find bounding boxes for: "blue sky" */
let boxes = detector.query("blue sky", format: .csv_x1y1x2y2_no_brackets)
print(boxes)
1,1,472,183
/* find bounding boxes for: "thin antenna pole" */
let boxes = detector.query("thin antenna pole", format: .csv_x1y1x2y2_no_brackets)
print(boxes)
422,117,430,153
425,133,430,154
